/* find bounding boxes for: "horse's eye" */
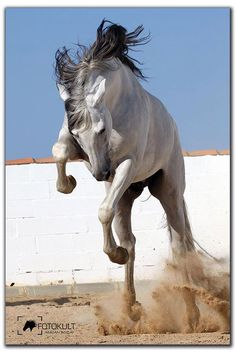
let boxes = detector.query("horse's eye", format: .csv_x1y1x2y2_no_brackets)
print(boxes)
98,128,105,135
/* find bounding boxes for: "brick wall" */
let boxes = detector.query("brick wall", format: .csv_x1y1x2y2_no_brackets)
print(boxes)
6,151,230,286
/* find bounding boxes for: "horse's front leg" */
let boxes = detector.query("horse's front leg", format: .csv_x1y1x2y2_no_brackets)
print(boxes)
113,184,144,321
98,158,135,265
52,134,82,194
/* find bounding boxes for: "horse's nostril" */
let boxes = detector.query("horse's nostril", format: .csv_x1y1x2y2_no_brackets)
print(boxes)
105,170,111,180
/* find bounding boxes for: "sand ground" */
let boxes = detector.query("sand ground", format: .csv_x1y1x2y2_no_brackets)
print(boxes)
5,292,230,346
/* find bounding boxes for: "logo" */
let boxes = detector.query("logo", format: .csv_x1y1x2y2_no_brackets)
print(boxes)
17,315,76,336
23,320,37,332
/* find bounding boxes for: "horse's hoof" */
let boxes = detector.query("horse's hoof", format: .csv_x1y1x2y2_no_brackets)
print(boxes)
191,306,200,331
108,247,129,265
68,175,77,191
57,175,77,194
185,305,200,333
129,301,142,321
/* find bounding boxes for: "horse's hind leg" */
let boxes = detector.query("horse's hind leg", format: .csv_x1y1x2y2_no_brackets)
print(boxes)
148,170,200,332
166,201,200,332
113,182,144,321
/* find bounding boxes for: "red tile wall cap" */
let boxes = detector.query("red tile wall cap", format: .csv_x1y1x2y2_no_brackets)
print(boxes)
188,149,217,156
5,150,230,165
34,157,54,164
217,149,230,155
182,150,189,156
33,157,83,164
5,157,35,165
188,149,230,157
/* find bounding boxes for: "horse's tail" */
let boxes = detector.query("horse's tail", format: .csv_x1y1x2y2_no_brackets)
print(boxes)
183,199,218,261
181,199,195,251
168,199,217,261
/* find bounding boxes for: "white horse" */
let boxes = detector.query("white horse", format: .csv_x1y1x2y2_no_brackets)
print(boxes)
52,20,202,329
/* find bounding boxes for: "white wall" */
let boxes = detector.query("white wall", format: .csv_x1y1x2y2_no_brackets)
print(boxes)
6,155,230,286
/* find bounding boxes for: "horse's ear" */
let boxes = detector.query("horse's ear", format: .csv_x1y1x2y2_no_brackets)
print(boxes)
57,83,70,101
86,79,106,107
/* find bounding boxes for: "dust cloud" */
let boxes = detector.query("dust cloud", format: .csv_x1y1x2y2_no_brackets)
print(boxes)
94,252,230,335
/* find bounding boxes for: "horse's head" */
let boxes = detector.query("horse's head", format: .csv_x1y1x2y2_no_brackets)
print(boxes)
59,79,112,181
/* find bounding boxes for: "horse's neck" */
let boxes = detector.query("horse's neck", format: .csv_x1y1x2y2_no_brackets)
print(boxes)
104,62,142,113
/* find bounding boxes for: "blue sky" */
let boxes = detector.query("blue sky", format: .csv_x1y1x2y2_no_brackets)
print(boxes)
5,7,230,159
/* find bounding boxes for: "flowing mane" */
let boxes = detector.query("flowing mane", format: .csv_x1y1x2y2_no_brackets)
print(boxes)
55,19,150,90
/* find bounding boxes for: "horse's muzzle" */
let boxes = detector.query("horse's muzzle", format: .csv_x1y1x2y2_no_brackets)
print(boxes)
93,169,111,182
